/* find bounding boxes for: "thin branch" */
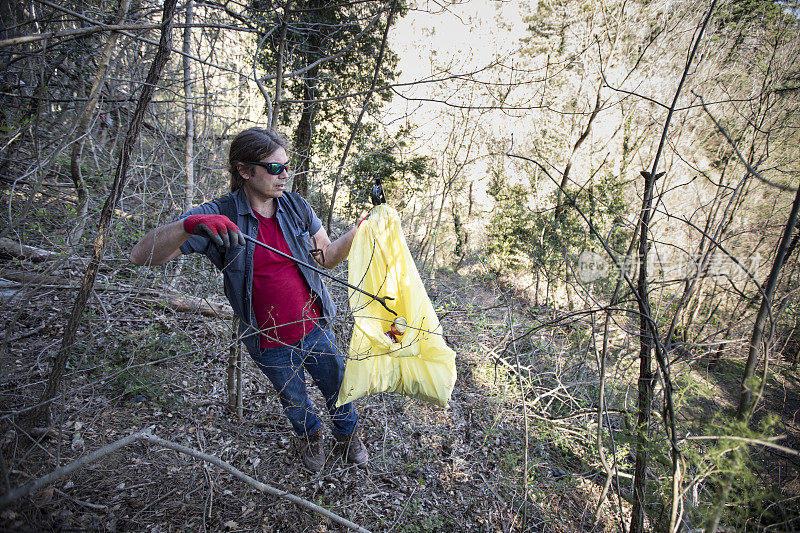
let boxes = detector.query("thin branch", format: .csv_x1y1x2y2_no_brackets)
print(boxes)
694,92,797,193
265,1,389,83
253,28,276,121
0,24,159,49
683,435,800,457
0,22,257,50
140,434,372,533
33,0,257,78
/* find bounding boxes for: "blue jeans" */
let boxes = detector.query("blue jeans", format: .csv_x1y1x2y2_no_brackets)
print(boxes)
250,325,358,436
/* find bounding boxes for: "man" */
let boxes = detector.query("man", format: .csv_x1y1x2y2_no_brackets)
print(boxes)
130,127,367,472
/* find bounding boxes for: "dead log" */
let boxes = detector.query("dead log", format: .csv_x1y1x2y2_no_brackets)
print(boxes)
164,295,232,318
0,237,59,262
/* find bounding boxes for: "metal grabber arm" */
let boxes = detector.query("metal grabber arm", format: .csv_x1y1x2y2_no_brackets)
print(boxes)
241,234,397,316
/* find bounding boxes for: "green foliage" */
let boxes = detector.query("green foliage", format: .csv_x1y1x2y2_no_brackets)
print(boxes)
395,498,448,533
109,365,163,401
685,416,785,531
485,171,536,272
717,0,798,33
601,386,793,531
549,173,629,280
113,214,147,260
87,321,195,406
486,167,629,282
342,124,435,218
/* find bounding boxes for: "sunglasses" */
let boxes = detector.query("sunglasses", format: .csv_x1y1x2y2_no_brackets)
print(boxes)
244,161,291,175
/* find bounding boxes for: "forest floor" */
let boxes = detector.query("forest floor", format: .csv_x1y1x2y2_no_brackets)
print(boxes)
1,254,799,532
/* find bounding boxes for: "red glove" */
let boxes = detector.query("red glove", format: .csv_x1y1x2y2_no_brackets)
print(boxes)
183,214,245,248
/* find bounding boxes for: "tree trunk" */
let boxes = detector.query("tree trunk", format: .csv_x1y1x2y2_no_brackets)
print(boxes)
270,8,289,130
227,317,243,418
167,0,194,291
182,0,195,212
630,170,656,533
737,183,800,419
292,68,317,198
703,205,800,530
703,187,799,533
451,194,467,269
68,0,131,247
32,0,178,425
629,5,716,528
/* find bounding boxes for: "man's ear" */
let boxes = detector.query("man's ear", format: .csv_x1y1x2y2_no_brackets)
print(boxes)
236,162,251,180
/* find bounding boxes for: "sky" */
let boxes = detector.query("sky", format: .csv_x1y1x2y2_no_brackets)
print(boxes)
376,1,541,243
386,0,534,138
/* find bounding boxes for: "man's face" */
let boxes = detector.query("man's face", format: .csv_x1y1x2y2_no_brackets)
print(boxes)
241,146,290,200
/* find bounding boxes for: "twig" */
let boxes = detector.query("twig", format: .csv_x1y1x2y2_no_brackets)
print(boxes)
478,472,506,508
53,488,108,511
7,324,47,344
385,485,418,532
130,487,178,522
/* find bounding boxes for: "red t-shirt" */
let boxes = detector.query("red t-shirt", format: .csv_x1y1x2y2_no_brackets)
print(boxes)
251,210,321,348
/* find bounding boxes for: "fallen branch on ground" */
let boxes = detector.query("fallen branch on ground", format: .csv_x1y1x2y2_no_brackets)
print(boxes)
1,274,232,317
0,427,372,532
0,238,60,262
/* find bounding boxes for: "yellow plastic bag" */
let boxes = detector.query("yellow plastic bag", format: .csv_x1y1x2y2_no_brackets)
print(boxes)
336,204,456,408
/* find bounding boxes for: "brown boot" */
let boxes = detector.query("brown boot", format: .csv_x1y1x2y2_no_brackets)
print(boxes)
333,431,369,467
299,429,325,472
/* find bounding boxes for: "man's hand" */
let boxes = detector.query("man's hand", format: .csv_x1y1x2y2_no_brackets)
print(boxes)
183,214,245,248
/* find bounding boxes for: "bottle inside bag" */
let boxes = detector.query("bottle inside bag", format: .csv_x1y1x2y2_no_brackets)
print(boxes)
385,316,407,343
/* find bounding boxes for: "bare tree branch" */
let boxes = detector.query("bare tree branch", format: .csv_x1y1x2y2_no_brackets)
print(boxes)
694,92,797,193
0,428,373,533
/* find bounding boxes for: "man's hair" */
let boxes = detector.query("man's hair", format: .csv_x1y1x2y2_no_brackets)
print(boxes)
228,127,290,192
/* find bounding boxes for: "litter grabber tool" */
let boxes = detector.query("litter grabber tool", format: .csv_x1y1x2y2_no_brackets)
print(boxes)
240,233,397,316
